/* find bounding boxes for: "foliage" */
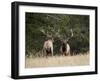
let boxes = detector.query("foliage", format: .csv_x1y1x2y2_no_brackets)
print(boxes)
25,12,89,56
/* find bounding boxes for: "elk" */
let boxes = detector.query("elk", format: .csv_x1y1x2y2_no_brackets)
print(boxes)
55,29,73,56
60,40,70,56
40,29,54,57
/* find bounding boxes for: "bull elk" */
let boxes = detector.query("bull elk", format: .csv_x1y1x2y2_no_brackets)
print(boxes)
40,29,54,57
55,29,73,56
60,40,70,56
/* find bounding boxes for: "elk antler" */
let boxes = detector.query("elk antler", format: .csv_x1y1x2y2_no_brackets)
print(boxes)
54,28,64,41
70,29,73,37
66,28,73,42
40,29,51,37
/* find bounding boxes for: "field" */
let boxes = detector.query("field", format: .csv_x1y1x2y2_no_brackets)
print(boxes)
25,53,89,68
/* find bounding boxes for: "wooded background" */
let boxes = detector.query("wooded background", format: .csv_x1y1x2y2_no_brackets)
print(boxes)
25,12,89,56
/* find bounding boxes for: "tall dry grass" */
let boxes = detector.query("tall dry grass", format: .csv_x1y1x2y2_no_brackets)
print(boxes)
25,53,89,68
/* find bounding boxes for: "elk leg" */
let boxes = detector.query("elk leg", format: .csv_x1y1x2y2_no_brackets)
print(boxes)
51,47,53,56
64,52,67,56
42,49,44,57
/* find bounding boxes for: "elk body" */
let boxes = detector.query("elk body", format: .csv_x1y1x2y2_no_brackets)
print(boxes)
42,37,53,57
60,40,70,56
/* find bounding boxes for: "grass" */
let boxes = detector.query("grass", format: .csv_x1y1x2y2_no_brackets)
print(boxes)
25,53,89,68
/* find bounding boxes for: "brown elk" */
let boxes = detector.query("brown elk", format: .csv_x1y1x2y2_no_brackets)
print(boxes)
40,29,54,57
55,29,73,56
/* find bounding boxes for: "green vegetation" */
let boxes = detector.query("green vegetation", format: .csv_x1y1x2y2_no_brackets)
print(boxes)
25,12,89,56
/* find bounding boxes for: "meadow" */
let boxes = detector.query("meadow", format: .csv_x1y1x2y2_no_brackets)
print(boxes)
25,53,89,68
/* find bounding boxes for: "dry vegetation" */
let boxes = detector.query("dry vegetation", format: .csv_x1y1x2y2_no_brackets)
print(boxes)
25,53,89,68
